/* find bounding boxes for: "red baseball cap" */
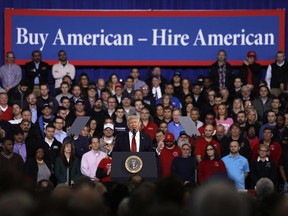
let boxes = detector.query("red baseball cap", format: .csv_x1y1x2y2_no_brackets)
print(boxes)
164,132,175,142
115,82,123,88
247,51,256,58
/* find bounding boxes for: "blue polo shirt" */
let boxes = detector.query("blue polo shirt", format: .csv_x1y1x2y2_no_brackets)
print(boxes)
156,96,182,109
222,154,250,189
168,122,184,140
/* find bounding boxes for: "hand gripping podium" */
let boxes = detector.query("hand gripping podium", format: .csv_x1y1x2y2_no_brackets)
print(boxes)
110,152,158,182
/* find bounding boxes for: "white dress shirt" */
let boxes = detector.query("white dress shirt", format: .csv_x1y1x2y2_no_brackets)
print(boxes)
129,131,140,152
265,61,285,89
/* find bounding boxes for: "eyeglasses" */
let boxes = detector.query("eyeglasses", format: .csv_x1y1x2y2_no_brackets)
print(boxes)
206,148,214,151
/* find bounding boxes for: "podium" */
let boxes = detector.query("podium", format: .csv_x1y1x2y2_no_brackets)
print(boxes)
110,152,158,182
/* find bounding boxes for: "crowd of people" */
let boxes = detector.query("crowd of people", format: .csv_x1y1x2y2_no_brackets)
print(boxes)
0,48,288,215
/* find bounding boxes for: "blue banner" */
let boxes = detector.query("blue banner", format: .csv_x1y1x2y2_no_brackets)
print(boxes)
5,9,285,66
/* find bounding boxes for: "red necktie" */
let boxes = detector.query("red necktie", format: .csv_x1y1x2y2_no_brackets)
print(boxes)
131,136,137,152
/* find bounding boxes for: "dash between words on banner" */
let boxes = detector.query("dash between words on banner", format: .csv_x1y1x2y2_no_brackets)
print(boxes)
16,28,275,51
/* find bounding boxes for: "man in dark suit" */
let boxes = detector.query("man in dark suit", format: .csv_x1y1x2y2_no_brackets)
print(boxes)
25,50,49,94
105,115,162,153
209,50,233,91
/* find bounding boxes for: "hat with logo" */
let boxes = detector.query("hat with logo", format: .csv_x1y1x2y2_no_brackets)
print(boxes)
75,99,85,104
104,123,114,130
42,103,52,110
179,131,188,137
164,132,175,142
247,51,256,58
173,72,181,77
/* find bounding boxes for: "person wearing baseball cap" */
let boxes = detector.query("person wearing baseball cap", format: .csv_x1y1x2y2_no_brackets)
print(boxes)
239,50,261,92
38,103,55,136
66,98,87,127
173,71,181,77
177,131,190,148
171,142,196,183
99,122,115,153
114,82,124,104
159,132,182,177
171,71,182,99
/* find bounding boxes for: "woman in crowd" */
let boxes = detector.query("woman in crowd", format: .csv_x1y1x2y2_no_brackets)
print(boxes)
182,103,194,117
24,147,52,187
198,144,227,184
78,73,90,98
160,94,173,109
246,109,261,135
180,79,193,102
81,125,91,140
159,121,169,134
246,125,260,154
154,104,164,126
229,98,245,121
107,73,120,95
215,103,234,133
87,118,99,138
55,140,81,186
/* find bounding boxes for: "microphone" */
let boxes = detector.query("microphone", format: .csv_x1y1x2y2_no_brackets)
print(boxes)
132,129,136,137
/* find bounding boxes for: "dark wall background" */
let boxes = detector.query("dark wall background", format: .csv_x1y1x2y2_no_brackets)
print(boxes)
0,0,287,89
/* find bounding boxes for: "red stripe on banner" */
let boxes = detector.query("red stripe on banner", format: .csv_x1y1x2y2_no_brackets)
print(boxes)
4,9,286,17
14,59,274,67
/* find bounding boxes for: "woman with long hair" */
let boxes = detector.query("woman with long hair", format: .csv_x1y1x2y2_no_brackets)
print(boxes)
182,103,194,117
107,73,119,95
55,141,81,186
77,73,90,98
198,144,227,184
246,108,261,135
215,103,234,133
229,98,244,121
160,94,173,109
87,118,99,137
154,104,164,126
81,125,91,140
180,78,193,99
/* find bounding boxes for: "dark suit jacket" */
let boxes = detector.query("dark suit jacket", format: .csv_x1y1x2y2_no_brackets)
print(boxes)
25,61,49,91
209,61,233,90
113,131,153,152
